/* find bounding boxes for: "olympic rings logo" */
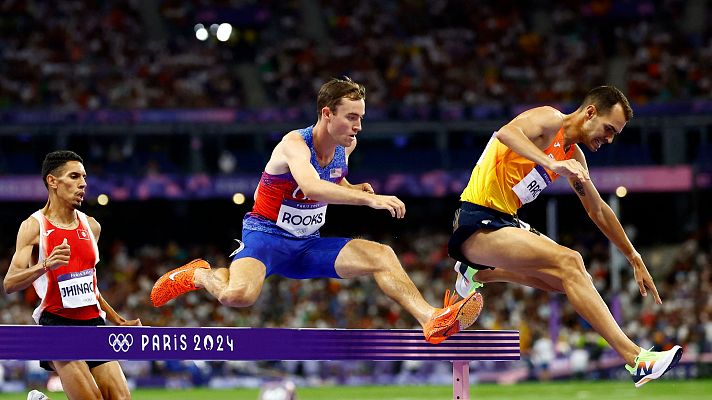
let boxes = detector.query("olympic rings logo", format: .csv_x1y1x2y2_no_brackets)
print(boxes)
108,333,134,352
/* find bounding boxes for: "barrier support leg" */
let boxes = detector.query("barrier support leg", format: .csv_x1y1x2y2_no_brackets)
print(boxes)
452,360,470,399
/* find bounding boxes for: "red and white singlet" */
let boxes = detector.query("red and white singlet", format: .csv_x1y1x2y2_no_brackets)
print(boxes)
31,210,105,323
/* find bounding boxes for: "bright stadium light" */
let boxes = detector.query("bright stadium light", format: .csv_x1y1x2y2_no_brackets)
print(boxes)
216,23,232,42
615,186,628,198
232,192,246,205
194,23,208,41
97,194,109,206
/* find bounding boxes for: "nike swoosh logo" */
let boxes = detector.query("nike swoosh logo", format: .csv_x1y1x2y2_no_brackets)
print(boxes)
229,239,245,258
42,229,55,237
436,308,452,319
169,270,187,281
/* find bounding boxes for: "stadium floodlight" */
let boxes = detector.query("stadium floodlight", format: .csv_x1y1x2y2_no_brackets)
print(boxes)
216,23,232,42
97,194,110,206
232,192,246,205
194,23,209,41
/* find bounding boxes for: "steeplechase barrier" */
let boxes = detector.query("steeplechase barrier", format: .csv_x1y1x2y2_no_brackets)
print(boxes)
0,326,520,399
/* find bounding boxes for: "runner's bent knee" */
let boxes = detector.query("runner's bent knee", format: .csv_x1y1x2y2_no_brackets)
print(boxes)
219,285,258,307
554,249,587,281
336,239,398,276
365,243,399,272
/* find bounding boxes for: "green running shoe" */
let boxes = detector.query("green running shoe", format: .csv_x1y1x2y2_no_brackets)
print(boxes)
625,345,683,388
454,261,484,298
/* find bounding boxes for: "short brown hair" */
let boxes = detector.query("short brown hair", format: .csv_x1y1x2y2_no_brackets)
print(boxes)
316,76,366,119
579,86,633,121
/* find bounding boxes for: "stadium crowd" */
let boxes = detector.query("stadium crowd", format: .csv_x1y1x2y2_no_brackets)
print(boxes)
1,0,710,111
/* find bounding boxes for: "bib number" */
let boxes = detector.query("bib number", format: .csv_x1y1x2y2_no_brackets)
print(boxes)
277,200,327,237
57,269,98,309
512,165,552,205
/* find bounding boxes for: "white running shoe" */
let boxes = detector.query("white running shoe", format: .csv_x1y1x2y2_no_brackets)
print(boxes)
454,261,483,298
27,390,50,400
625,345,683,387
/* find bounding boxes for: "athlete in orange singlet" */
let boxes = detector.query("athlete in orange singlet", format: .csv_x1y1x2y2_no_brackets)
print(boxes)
449,86,682,387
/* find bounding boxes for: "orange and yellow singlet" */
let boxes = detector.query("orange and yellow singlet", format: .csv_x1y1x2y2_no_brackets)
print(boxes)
461,127,575,215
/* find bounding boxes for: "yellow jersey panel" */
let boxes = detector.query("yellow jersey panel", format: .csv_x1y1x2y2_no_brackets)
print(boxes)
460,127,575,214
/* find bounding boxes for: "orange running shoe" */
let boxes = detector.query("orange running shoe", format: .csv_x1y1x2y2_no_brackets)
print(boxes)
423,289,484,344
150,259,211,307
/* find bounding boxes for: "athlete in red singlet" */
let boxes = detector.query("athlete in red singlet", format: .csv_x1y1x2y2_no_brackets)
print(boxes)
30,209,103,322
4,151,140,400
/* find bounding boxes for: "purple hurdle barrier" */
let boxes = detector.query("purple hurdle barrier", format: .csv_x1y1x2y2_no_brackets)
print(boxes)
0,326,519,399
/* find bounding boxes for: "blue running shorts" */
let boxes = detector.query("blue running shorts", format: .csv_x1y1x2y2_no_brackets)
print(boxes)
232,229,352,279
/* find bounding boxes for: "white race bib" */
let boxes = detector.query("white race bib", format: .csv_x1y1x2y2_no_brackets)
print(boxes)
57,269,98,309
277,200,327,237
512,165,552,205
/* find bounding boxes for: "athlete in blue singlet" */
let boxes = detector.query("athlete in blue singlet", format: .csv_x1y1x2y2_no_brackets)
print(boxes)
152,77,484,344
236,125,350,279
